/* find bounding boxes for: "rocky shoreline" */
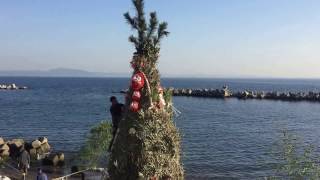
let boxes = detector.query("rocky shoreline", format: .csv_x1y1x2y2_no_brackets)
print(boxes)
0,137,65,179
0,84,27,90
171,86,320,102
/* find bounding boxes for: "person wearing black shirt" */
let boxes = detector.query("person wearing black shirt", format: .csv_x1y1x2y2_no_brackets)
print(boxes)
108,96,124,151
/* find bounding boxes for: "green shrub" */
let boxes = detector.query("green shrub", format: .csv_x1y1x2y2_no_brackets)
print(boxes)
78,121,112,168
269,130,320,179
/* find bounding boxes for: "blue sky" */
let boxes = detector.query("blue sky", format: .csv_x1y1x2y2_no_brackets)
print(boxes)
1,0,320,78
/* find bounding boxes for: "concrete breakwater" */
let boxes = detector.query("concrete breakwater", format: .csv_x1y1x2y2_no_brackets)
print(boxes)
0,137,64,167
0,83,27,90
171,86,320,102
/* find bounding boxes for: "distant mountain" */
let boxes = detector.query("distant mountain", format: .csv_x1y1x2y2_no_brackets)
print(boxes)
0,68,129,77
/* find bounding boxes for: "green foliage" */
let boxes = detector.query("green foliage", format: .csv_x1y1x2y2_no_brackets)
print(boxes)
78,121,112,168
108,107,184,179
163,89,173,105
269,130,320,179
124,0,169,57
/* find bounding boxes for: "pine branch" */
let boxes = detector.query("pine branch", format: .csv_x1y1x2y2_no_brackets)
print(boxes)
125,0,168,55
132,0,147,55
129,35,139,49
147,12,158,39
133,0,144,20
133,0,147,31
152,22,169,46
158,22,169,40
124,12,137,29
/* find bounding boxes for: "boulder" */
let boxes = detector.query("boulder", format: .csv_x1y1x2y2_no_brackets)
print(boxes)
42,153,60,166
0,138,4,145
7,143,21,159
29,148,37,159
7,139,24,148
0,149,10,157
0,175,11,180
38,137,48,144
38,143,51,154
11,84,17,89
0,144,9,151
32,140,41,149
57,152,65,162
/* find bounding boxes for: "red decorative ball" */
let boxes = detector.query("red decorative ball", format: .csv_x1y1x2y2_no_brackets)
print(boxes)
132,90,141,101
130,61,136,69
130,101,140,112
131,72,145,90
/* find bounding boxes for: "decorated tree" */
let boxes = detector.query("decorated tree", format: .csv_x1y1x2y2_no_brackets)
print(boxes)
108,0,184,179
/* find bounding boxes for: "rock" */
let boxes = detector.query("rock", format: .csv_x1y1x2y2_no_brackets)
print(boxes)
7,139,24,148
7,143,22,159
0,175,11,180
0,138,4,145
222,86,231,97
38,143,51,154
11,84,17,89
58,152,65,162
38,137,48,144
187,89,192,95
42,153,63,166
29,148,37,159
238,91,250,99
0,144,9,151
19,86,28,89
0,149,10,157
0,84,27,90
32,140,42,149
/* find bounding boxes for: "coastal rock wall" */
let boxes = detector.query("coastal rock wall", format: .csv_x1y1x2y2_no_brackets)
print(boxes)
0,84,27,90
171,87,320,102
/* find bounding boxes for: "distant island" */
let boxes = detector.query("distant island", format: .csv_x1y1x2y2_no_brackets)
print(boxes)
0,68,129,78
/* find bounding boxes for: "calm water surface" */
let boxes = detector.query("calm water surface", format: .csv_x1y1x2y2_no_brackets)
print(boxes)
1,77,320,179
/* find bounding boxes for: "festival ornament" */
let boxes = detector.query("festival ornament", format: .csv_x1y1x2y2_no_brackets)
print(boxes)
130,101,140,112
130,61,136,69
132,90,141,101
131,72,145,90
158,86,166,108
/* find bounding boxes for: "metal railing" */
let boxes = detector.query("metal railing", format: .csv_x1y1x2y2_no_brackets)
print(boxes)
52,168,105,180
